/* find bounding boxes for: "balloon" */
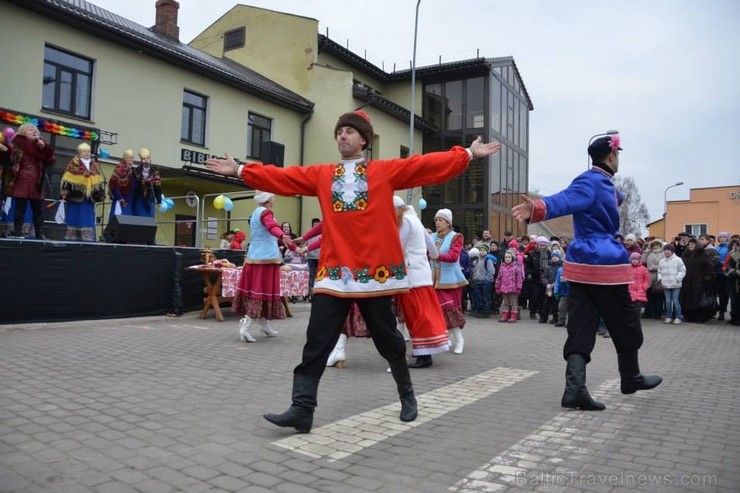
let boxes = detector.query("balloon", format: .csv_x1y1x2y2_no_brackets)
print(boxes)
2,127,15,141
158,202,169,212
99,149,110,158
161,193,167,202
418,198,427,210
223,197,233,212
165,198,175,208
213,194,225,209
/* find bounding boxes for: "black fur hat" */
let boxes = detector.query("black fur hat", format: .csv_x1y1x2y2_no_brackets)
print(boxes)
334,110,374,149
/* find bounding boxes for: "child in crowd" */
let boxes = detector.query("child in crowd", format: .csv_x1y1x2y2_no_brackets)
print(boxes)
470,244,496,318
553,262,569,327
628,251,650,312
539,250,562,323
495,250,523,322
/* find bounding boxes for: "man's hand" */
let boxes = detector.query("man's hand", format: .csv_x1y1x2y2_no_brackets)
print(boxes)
205,153,239,176
469,136,502,159
512,194,535,222
119,199,129,208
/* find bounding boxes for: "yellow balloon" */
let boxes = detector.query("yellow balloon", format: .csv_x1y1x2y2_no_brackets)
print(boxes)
213,194,225,209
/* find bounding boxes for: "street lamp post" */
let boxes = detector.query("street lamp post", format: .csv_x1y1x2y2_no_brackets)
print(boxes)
406,0,421,205
587,129,619,168
664,181,684,215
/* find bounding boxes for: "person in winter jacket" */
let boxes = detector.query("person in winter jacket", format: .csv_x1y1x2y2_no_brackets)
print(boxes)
553,264,569,327
525,236,550,319
641,239,665,319
628,252,650,308
470,243,496,318
495,250,524,322
658,243,686,324
539,250,562,323
230,229,247,250
725,238,740,325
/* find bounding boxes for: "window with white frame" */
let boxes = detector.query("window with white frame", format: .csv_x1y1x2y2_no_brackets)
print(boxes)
685,224,707,237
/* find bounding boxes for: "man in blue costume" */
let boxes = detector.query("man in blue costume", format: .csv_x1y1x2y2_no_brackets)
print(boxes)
512,133,662,410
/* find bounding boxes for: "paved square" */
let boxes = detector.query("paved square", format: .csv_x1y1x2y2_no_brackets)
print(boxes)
1,305,738,492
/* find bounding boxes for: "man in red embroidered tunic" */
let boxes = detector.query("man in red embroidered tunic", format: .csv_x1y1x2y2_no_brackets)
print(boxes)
207,110,501,432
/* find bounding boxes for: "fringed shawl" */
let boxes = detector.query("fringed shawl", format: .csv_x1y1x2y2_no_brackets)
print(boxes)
60,156,104,198
109,161,134,197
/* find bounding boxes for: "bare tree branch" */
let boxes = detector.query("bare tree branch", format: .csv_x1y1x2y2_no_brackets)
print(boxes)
614,176,650,236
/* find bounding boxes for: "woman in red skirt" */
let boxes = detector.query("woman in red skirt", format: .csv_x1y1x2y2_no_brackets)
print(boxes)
236,191,292,342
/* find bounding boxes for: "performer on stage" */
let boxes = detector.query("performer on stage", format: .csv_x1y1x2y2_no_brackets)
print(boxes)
206,109,501,432
132,148,162,218
59,143,105,241
235,191,290,342
512,133,662,411
108,149,136,221
8,123,55,239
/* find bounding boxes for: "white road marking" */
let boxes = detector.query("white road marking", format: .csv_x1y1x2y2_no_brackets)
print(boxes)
450,379,637,492
271,367,538,462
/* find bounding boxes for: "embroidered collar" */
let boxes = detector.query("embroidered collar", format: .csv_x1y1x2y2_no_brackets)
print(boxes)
331,159,368,212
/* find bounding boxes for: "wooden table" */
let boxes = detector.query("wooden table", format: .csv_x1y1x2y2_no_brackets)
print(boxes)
188,266,232,322
189,266,310,321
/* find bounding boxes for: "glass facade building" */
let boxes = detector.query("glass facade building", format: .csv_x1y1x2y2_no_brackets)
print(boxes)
418,58,532,243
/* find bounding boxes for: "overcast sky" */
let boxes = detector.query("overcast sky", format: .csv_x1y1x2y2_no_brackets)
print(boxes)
90,0,740,227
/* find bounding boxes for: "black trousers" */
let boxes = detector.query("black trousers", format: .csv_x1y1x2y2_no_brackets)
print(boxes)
529,281,545,315
716,273,729,313
295,294,406,378
13,198,44,236
564,282,644,363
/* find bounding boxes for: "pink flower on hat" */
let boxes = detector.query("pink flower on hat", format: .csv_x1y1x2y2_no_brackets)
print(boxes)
609,134,621,151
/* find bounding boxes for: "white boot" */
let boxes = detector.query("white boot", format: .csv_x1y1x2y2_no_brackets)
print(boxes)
238,317,256,343
451,327,464,354
258,319,278,337
398,322,410,342
447,329,456,350
326,333,347,368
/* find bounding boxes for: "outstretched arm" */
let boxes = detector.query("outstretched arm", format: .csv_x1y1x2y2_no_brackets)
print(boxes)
205,153,320,196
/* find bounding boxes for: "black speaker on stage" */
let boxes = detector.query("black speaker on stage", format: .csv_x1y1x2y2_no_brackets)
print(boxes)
103,215,157,244
259,141,285,167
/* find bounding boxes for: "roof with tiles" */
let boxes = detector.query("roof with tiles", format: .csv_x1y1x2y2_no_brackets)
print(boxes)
8,0,314,113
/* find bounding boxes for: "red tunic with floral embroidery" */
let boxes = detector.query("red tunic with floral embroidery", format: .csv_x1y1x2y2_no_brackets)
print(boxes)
238,147,471,298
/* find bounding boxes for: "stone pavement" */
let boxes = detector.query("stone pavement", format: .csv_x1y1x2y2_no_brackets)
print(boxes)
1,304,738,493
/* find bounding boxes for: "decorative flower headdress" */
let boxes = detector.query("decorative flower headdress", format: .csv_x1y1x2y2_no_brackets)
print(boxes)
609,134,621,152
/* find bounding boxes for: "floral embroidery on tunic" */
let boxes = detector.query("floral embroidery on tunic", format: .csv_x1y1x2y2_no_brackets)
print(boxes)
315,263,406,284
331,161,369,212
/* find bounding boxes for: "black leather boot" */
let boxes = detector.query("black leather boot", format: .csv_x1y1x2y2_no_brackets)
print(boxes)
407,355,433,368
388,357,418,422
33,217,46,240
618,352,662,394
263,374,319,433
561,354,606,411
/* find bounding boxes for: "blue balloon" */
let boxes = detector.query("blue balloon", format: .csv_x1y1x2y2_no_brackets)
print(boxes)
418,198,427,210
158,202,169,213
165,198,175,208
223,197,234,212
99,149,110,158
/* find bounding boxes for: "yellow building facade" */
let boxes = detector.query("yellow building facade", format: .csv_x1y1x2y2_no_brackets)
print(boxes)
649,185,740,240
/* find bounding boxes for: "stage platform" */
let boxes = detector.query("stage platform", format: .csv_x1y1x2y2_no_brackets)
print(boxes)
0,238,245,324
